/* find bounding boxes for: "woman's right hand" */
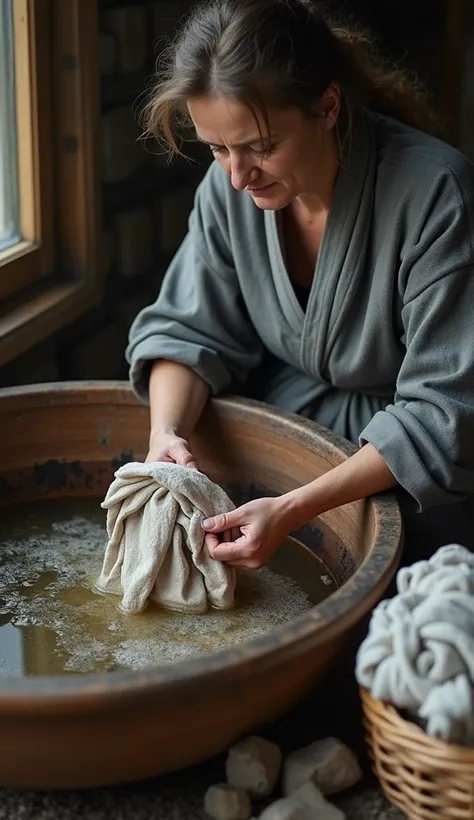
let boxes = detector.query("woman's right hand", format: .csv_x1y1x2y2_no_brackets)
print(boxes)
145,432,199,470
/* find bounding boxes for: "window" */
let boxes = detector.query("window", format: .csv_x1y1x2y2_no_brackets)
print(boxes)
0,0,54,304
0,1,20,254
0,0,102,366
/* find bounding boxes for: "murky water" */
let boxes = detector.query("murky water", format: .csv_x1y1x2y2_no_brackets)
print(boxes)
0,498,336,676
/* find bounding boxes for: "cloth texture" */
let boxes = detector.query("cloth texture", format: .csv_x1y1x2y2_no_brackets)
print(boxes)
96,462,236,614
356,545,474,745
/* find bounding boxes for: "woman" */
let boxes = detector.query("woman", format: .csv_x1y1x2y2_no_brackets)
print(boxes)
128,0,474,569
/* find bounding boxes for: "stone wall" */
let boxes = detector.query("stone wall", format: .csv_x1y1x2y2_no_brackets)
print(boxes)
0,0,472,388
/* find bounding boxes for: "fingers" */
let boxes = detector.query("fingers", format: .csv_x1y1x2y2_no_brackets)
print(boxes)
205,531,264,570
145,453,174,464
180,454,199,470
210,537,255,563
223,527,240,544
205,531,241,557
231,526,240,542
204,532,221,554
169,441,199,470
227,559,262,570
202,509,241,533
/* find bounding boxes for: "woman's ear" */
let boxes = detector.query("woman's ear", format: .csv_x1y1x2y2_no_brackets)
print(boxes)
316,82,341,129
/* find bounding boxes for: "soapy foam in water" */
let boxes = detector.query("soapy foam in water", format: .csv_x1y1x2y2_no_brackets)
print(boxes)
0,499,336,676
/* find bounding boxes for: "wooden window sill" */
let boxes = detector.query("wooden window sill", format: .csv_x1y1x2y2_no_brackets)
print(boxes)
0,274,103,367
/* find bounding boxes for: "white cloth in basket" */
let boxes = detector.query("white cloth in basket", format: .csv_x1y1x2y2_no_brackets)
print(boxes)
356,545,474,745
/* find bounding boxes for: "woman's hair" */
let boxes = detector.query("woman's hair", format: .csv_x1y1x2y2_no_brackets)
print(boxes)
142,0,441,158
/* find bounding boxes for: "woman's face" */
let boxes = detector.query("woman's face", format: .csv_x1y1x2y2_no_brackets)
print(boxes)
187,90,339,210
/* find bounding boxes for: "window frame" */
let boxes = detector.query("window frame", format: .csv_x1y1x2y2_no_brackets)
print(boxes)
0,0,102,366
0,0,55,301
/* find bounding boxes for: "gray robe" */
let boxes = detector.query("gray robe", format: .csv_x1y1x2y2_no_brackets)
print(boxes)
127,108,474,553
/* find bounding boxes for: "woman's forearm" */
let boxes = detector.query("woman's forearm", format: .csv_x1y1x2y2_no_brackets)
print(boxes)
282,443,398,527
148,359,210,442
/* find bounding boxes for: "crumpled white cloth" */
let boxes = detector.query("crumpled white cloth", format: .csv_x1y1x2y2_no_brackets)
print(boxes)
95,462,236,615
356,544,474,745
397,544,474,596
419,675,474,747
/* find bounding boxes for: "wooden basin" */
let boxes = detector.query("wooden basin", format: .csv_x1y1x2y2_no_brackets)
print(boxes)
0,381,402,788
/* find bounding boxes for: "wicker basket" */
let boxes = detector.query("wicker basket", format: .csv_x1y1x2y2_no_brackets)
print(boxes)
360,686,474,820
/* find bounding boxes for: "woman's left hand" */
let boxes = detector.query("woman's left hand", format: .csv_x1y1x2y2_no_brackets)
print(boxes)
202,497,295,570
202,443,398,571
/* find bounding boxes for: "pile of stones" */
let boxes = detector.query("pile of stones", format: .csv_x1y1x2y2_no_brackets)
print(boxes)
204,735,363,820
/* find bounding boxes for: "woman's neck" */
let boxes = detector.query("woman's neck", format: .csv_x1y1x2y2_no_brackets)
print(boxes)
293,134,340,220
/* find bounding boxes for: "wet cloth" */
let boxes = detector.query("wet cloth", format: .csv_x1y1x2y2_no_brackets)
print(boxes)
96,462,236,614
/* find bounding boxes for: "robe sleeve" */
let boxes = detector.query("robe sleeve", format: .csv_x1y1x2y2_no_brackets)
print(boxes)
126,165,263,403
360,168,474,511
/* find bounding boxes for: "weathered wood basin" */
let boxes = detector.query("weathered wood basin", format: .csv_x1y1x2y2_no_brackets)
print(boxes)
0,381,402,788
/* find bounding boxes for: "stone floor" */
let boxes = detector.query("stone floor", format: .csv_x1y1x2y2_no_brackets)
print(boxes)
0,774,406,820
0,629,407,820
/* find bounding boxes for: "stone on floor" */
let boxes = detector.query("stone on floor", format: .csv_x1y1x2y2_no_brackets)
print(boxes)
283,736,363,797
259,782,346,820
226,736,282,798
204,783,253,820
